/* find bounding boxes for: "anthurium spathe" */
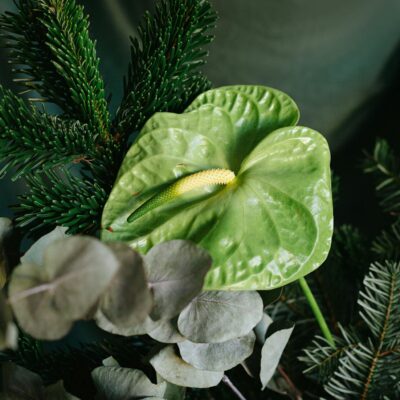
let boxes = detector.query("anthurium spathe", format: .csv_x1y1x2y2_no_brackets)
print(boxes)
101,86,333,290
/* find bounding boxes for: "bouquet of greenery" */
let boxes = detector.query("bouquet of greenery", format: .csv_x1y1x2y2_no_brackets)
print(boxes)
0,1,398,399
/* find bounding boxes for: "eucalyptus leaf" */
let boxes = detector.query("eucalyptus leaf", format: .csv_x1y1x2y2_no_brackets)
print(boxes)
254,312,274,344
92,366,167,400
9,237,119,340
44,381,79,400
9,262,74,340
0,362,44,399
150,346,223,388
94,309,159,336
100,242,153,327
101,85,333,290
148,318,185,344
178,331,255,371
0,218,13,288
102,357,120,367
260,322,294,389
20,226,68,266
178,291,263,343
156,376,185,400
144,240,212,320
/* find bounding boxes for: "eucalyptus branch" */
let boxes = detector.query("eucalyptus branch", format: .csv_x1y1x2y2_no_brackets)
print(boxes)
222,375,248,400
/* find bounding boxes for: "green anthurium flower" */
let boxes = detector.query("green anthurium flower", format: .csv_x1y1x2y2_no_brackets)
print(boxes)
102,86,333,290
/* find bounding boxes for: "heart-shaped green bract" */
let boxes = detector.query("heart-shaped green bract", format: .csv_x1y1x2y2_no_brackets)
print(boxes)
101,85,333,290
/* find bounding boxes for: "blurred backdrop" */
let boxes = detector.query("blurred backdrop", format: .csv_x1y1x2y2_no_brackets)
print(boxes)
1,0,400,228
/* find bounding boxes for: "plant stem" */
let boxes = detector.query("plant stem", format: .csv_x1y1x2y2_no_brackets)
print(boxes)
277,365,302,400
222,375,248,400
298,277,335,347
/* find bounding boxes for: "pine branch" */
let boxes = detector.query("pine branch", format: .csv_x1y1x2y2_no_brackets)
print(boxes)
114,0,217,139
0,0,110,137
14,169,107,234
364,138,400,215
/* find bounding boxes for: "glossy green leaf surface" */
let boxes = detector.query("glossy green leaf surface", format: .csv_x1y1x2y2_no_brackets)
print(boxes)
102,85,333,290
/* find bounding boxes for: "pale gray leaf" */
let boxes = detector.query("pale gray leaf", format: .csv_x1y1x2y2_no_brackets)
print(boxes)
21,226,68,266
9,262,74,340
149,319,185,344
102,357,120,367
144,240,211,320
101,243,153,327
0,362,44,399
254,312,273,344
178,291,263,343
9,237,119,340
155,375,186,400
178,331,255,371
92,366,167,400
150,346,223,388
95,309,159,336
44,381,79,399
260,322,294,390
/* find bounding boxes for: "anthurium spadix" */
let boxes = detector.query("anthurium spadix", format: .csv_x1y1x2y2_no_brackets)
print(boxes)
102,86,333,290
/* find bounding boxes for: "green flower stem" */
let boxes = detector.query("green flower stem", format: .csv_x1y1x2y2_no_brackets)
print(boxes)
298,277,335,347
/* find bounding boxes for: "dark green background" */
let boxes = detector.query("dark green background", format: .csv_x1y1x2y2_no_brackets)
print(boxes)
1,0,400,231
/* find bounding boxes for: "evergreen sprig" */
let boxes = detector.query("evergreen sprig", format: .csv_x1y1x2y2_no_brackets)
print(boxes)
0,332,155,398
300,325,361,383
1,0,110,137
301,261,400,399
364,138,400,215
0,86,96,179
14,170,107,234
372,218,400,260
0,0,216,234
115,0,217,139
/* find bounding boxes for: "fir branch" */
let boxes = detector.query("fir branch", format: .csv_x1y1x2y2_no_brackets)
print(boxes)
300,325,361,383
0,332,155,397
372,218,400,260
0,85,119,189
0,0,110,137
0,85,93,179
14,169,107,234
325,340,400,400
364,138,400,215
358,261,400,348
115,0,217,139
301,261,400,399
315,224,371,325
